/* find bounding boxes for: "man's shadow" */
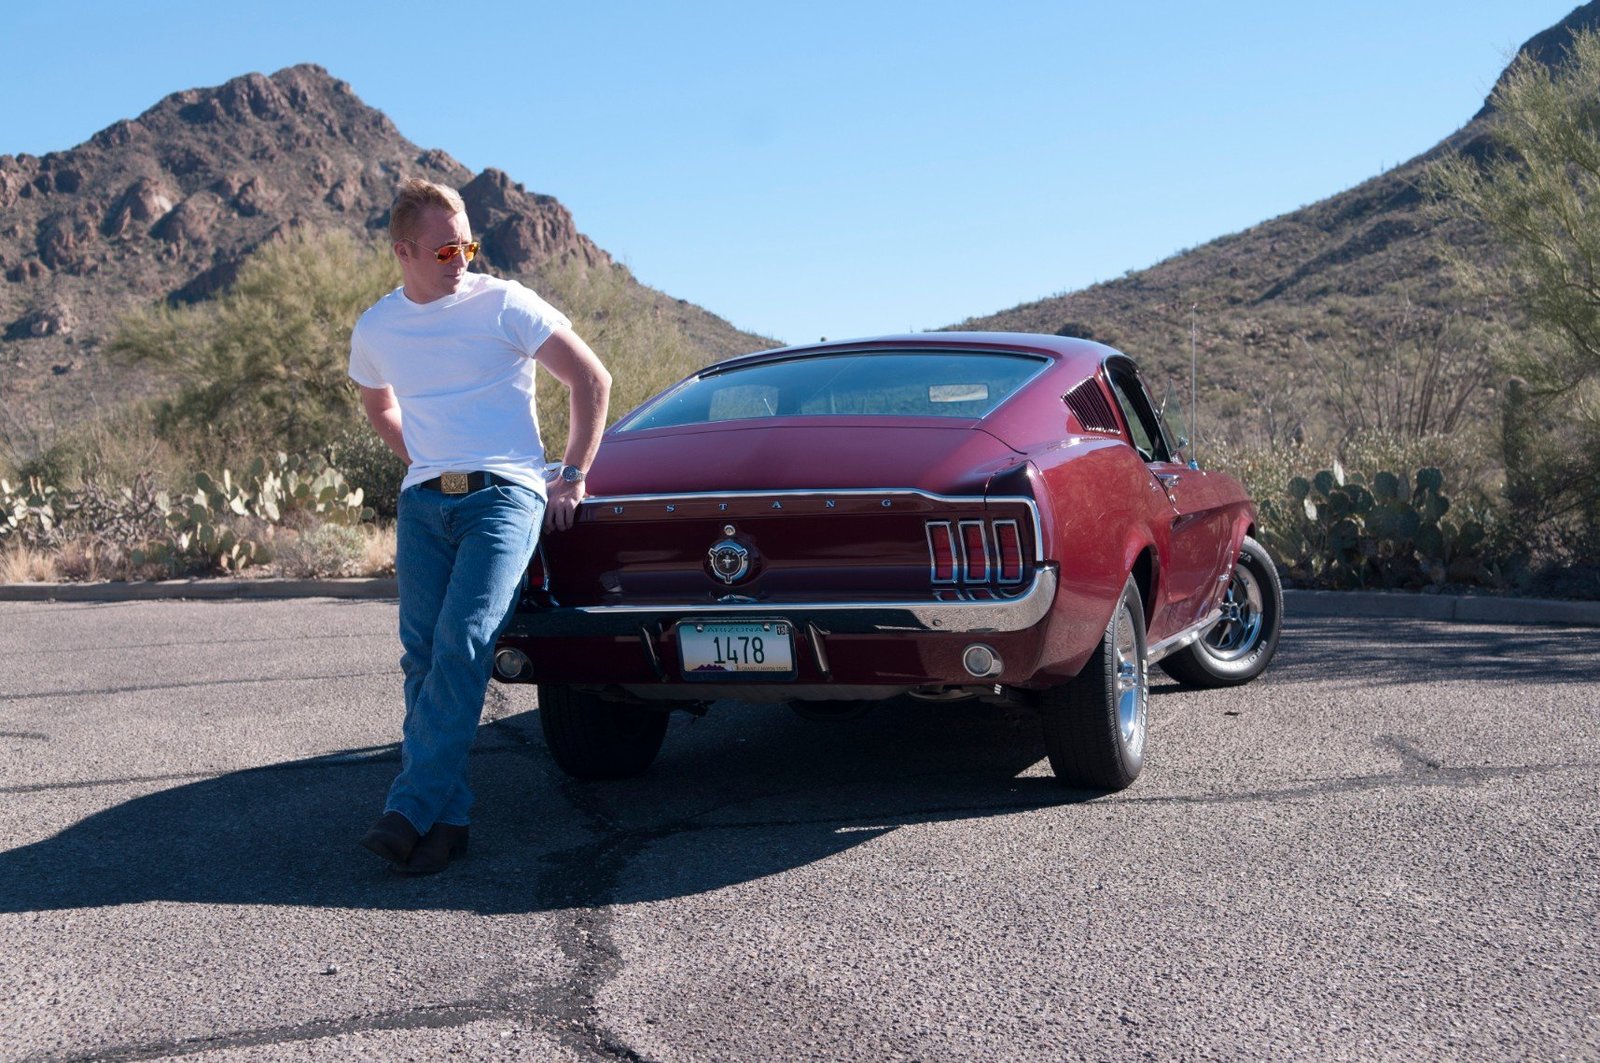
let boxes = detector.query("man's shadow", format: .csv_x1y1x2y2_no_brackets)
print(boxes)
0,695,1106,916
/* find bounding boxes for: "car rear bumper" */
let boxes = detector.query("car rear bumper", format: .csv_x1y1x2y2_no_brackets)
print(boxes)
502,563,1058,638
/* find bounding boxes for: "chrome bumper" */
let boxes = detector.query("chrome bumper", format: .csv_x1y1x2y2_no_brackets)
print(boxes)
505,563,1058,637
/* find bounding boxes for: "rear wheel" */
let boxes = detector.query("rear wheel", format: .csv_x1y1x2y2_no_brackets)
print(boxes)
1041,576,1148,790
537,684,669,780
1160,535,1282,688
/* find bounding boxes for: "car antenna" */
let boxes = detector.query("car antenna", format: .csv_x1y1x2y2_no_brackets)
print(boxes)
1189,302,1200,469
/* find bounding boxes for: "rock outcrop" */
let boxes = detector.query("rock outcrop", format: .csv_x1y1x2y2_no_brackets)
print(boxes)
0,63,717,434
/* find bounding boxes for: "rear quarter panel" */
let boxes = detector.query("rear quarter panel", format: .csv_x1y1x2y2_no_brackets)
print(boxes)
1023,438,1161,684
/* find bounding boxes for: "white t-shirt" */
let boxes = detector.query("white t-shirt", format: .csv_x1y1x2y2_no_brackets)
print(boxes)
349,273,572,494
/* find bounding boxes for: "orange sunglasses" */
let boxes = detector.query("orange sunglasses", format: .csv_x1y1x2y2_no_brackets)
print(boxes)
402,237,480,263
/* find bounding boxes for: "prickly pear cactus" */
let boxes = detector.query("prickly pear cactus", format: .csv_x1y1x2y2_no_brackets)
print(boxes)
1260,464,1489,589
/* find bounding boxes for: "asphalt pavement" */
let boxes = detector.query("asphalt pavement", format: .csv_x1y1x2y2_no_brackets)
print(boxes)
1,598,1596,1060
4,577,1599,627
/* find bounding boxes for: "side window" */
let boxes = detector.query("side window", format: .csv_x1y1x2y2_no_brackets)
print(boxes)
1107,364,1171,464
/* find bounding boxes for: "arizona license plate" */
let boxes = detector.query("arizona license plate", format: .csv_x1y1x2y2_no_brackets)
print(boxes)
678,620,796,680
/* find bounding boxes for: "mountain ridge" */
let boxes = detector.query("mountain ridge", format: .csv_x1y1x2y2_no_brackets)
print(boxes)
0,64,768,444
949,2,1600,440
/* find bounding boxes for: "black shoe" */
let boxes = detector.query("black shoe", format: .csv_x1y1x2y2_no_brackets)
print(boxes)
396,823,469,876
360,811,420,866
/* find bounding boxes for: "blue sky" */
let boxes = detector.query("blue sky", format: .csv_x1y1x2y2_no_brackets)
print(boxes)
0,2,1582,345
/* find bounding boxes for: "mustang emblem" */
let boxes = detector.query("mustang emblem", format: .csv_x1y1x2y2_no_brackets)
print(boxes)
707,539,751,584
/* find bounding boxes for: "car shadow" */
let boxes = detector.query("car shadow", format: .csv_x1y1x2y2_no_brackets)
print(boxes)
0,696,1103,916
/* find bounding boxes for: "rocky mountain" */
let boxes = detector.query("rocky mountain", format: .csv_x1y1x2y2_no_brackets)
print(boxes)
952,3,1600,443
0,65,767,443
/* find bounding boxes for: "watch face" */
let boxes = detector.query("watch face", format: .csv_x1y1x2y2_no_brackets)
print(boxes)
561,465,585,483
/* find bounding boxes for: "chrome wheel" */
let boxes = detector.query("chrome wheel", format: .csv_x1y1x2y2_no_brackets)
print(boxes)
1159,535,1283,689
1041,575,1148,790
1204,561,1266,662
1113,598,1148,759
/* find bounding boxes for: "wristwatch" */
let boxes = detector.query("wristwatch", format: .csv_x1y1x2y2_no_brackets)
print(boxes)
559,464,586,484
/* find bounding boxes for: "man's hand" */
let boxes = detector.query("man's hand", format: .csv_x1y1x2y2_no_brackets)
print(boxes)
545,476,586,533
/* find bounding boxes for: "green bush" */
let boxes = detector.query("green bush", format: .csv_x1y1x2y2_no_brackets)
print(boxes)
110,229,400,466
1431,27,1600,556
328,423,407,521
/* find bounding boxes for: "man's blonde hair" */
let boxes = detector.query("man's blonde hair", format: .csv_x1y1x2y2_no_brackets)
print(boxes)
389,178,466,242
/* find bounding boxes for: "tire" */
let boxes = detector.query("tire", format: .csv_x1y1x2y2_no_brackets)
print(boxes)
537,684,669,780
1041,575,1148,790
1160,535,1283,688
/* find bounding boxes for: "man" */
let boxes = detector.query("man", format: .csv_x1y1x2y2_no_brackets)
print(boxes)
349,178,610,874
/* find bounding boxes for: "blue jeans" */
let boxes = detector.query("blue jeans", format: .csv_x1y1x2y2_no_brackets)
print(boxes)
387,480,545,832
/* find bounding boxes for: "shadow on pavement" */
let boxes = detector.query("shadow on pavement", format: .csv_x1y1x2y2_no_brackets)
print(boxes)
8,618,1591,917
0,697,1097,916
1274,616,1600,687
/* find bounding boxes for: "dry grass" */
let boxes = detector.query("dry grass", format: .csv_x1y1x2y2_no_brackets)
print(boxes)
359,522,396,577
1,519,398,585
0,544,60,583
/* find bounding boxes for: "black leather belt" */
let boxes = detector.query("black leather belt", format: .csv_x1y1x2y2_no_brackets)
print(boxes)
418,471,512,494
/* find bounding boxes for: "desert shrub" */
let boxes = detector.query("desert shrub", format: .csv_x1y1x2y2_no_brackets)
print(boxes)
5,404,187,493
531,260,707,454
1207,429,1501,516
110,229,400,466
1432,27,1600,557
56,475,175,575
1302,304,1496,442
271,523,367,579
329,422,407,520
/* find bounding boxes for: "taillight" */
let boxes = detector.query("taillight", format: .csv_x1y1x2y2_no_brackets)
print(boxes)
926,517,1029,586
959,521,989,582
926,521,957,583
994,521,1023,584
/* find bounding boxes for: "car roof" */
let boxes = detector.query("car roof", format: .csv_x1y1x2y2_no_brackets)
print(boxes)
703,332,1121,381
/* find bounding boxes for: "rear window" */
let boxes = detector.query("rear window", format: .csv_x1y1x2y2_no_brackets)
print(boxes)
616,351,1049,433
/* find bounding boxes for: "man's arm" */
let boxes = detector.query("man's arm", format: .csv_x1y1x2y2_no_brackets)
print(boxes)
358,385,410,464
537,325,612,533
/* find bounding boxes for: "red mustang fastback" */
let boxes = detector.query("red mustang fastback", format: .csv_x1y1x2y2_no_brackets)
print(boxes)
493,333,1282,790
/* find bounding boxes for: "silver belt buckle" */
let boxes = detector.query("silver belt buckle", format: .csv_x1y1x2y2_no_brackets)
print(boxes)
440,472,471,495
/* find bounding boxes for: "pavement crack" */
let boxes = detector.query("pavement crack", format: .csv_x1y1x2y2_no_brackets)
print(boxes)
1378,733,1444,770
60,999,513,1061
484,714,655,1062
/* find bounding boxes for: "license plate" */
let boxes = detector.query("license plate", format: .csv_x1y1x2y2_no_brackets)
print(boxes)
678,620,796,680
